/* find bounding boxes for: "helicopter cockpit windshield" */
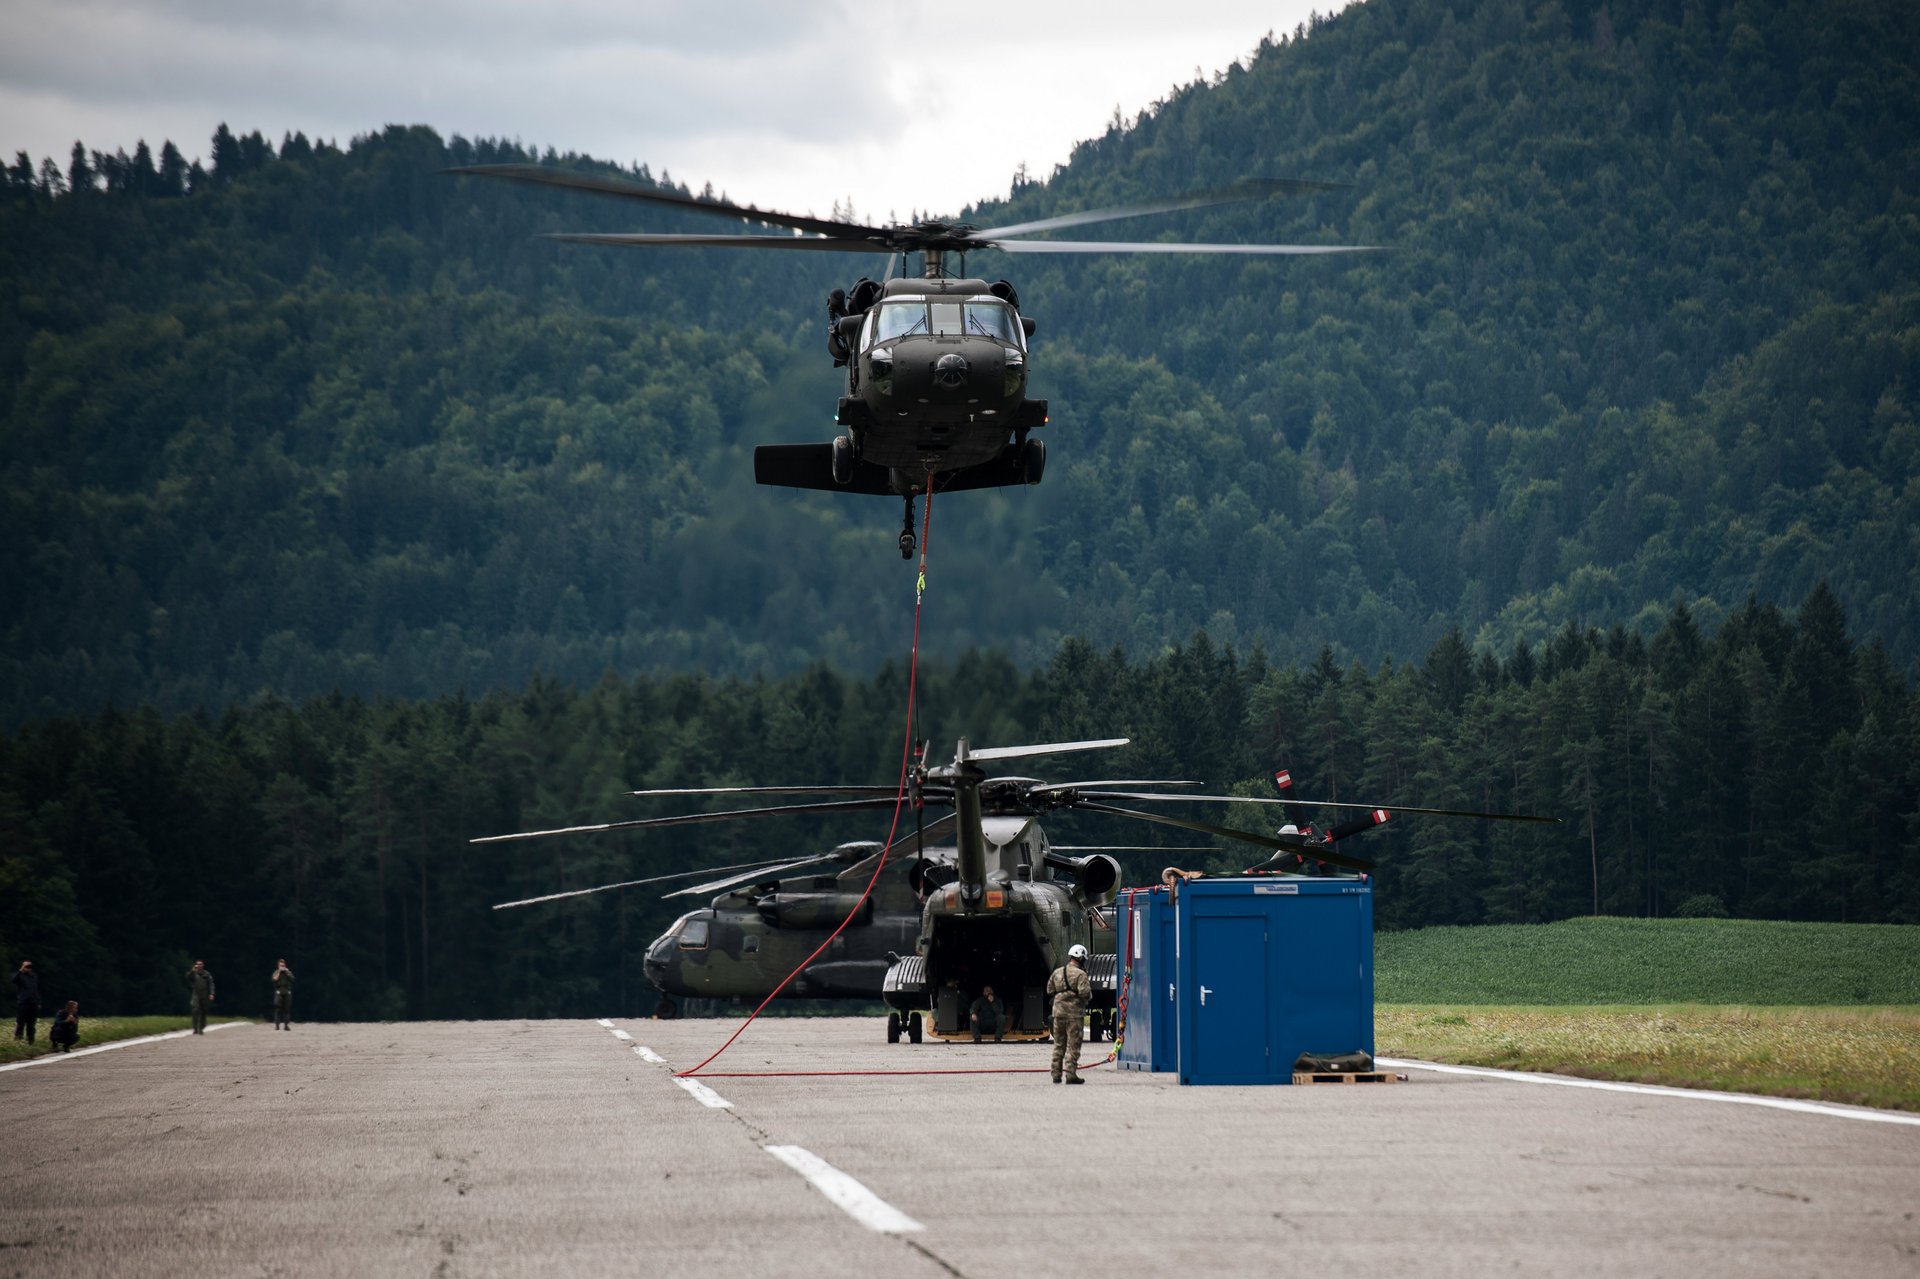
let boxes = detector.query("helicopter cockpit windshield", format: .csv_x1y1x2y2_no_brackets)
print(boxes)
871,299,1022,346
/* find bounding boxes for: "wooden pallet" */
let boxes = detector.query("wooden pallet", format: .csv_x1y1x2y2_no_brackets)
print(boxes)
1291,1070,1406,1085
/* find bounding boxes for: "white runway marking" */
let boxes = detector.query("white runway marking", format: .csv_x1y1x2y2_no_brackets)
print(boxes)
609,1029,633,1041
633,1046,666,1064
0,1021,247,1073
594,1018,614,1028
1377,1057,1920,1127
673,1076,734,1108
764,1145,924,1234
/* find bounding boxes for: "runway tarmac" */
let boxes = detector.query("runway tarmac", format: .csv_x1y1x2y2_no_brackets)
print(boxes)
2,1017,1916,1277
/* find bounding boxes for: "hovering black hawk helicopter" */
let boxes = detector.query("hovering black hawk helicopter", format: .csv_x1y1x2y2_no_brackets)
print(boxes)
449,163,1374,555
480,738,1552,1039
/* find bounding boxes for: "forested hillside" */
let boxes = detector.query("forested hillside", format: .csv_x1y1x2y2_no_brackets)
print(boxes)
3,588,1914,1020
3,0,1917,723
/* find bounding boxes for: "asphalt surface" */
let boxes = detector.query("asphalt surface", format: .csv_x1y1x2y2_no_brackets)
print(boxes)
2,1018,1916,1277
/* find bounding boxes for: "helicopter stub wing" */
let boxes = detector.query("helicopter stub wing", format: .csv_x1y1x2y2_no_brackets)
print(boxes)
754,444,898,495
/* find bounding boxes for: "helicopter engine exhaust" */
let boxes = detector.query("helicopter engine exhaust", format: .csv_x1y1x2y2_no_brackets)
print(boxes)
1042,851,1121,907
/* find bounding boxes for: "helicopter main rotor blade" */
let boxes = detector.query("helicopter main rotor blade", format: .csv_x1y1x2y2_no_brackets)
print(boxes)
1074,790,1298,805
630,784,903,799
469,796,906,845
546,232,893,253
492,853,836,910
970,177,1351,239
986,239,1379,256
664,854,844,899
964,737,1130,763
447,163,884,239
1075,800,1377,873
1048,845,1217,853
1027,780,1201,795
1082,791,1556,824
1274,797,1560,823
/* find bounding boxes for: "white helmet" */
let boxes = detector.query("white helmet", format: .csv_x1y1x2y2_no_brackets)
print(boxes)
1067,944,1089,961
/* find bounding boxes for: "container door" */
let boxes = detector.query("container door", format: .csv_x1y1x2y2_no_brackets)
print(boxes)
1185,913,1269,1083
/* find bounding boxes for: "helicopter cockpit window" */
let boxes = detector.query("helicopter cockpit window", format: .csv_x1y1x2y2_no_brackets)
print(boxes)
929,302,964,335
963,301,1021,344
873,302,928,343
677,919,710,950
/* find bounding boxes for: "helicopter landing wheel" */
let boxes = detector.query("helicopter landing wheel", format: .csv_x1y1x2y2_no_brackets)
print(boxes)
655,996,679,1020
832,434,855,486
899,493,918,560
907,1011,923,1044
887,1012,901,1044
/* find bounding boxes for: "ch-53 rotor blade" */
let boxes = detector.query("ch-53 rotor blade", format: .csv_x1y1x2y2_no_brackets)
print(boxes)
964,737,1130,763
630,784,903,799
1081,791,1557,823
834,812,963,881
447,163,884,239
987,239,1378,256
546,232,893,253
970,177,1351,239
1027,779,1201,795
1048,845,1217,853
1075,801,1377,873
1285,797,1560,823
469,796,905,845
664,854,846,899
491,853,836,910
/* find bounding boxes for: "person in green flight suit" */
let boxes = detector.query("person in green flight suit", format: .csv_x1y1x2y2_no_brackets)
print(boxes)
1046,944,1091,1084
271,959,294,1030
186,959,215,1034
969,984,1006,1043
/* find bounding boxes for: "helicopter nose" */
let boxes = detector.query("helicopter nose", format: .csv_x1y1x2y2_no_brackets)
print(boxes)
933,353,969,390
642,935,673,986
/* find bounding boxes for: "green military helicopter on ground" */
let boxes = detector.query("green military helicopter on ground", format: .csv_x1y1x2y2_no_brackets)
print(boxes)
478,737,1548,1040
449,164,1373,555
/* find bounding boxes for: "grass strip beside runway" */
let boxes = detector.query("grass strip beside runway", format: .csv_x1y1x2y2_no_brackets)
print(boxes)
1377,1004,1920,1112
0,1015,251,1064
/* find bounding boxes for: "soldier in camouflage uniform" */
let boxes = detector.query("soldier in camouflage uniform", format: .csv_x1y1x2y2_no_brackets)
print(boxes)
271,959,294,1030
186,959,215,1034
1046,944,1092,1084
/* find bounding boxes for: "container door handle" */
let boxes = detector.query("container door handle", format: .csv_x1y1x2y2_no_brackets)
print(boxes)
1199,985,1212,1006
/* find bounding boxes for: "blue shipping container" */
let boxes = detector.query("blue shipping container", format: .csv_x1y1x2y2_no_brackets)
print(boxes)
1173,876,1374,1085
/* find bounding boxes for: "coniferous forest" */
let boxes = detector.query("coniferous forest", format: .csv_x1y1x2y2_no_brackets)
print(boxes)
3,0,1918,1017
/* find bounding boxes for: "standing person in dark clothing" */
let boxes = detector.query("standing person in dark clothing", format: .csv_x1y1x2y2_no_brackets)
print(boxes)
969,984,1007,1043
48,1000,80,1052
186,959,215,1034
270,959,294,1030
12,960,40,1043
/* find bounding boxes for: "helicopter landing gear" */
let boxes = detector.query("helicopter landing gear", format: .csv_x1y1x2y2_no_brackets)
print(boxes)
655,995,679,1020
907,1011,924,1043
899,493,918,559
832,434,855,486
887,1011,902,1044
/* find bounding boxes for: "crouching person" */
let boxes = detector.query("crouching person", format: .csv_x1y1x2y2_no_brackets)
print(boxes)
49,1000,80,1053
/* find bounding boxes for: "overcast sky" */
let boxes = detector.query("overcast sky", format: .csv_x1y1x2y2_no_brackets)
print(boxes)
1,0,1349,220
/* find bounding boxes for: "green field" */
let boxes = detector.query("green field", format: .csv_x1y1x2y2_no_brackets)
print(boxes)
1368,919,1920,1109
0,1016,249,1065
1375,917,1920,1006
1376,1005,1920,1112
